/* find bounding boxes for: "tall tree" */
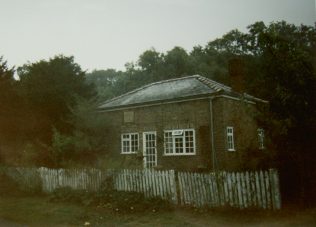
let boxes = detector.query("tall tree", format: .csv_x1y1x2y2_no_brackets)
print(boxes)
0,57,17,144
86,69,122,100
245,21,316,205
17,55,96,143
164,46,193,78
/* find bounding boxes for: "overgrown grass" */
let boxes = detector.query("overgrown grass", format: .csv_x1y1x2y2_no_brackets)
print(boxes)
0,194,315,227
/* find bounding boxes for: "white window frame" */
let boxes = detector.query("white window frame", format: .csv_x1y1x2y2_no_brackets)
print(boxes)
163,129,196,156
258,128,265,150
121,133,139,154
226,126,235,151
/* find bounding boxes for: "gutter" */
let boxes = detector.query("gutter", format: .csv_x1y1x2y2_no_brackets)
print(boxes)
209,97,217,171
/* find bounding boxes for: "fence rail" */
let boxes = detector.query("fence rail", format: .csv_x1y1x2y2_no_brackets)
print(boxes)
3,167,281,209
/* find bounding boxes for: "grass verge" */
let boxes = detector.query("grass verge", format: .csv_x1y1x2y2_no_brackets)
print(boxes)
0,195,315,226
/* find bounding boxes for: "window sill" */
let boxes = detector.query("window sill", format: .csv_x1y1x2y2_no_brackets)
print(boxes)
163,153,196,156
120,152,137,155
227,149,236,152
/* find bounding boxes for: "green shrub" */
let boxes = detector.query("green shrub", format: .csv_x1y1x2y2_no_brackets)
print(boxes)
93,175,173,213
49,187,94,206
49,178,173,213
0,173,24,196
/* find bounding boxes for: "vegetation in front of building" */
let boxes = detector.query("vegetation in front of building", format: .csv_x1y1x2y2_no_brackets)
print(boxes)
49,176,173,213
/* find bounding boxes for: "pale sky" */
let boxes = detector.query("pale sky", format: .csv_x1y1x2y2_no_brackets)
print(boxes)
0,0,315,72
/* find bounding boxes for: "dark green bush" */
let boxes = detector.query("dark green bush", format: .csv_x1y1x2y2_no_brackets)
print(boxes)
49,177,173,213
95,190,173,213
94,175,173,213
0,173,22,196
49,187,94,206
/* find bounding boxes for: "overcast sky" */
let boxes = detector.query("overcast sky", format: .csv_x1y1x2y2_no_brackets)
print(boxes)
0,0,315,72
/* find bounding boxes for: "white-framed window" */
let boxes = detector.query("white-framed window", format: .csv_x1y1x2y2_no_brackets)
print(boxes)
226,126,235,151
164,129,195,155
257,128,265,150
121,133,139,154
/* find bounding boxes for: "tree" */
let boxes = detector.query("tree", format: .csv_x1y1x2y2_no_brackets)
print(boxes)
0,57,17,161
51,97,109,167
0,57,16,130
0,57,41,165
244,21,316,205
86,69,122,100
17,55,96,143
164,46,193,78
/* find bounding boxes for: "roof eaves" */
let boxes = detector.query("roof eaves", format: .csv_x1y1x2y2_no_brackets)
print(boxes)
98,92,220,112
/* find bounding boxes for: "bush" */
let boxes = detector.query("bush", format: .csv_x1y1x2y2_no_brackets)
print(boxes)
0,173,22,196
49,187,94,206
49,176,173,213
94,175,173,213
0,166,42,196
95,190,171,212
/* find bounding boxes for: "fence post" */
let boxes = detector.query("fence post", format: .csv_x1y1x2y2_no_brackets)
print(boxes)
169,170,178,204
269,169,281,210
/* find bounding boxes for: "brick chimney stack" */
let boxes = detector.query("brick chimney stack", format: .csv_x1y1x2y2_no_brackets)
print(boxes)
228,58,244,93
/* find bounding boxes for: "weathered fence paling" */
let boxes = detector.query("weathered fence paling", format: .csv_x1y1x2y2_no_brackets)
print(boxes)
176,169,281,210
4,167,281,210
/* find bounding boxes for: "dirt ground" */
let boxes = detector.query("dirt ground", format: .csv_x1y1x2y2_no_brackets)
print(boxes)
0,195,315,226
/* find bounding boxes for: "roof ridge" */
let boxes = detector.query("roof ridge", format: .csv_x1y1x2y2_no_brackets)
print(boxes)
195,75,232,92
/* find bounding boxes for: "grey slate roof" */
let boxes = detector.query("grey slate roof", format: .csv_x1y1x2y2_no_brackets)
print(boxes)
99,75,228,110
99,75,264,110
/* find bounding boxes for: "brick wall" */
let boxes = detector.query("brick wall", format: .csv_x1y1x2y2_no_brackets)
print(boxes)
101,99,212,170
212,97,260,171
100,97,262,171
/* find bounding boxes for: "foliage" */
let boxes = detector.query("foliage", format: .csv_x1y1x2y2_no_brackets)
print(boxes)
51,97,109,167
49,182,173,213
49,187,94,206
0,58,18,141
0,171,22,196
86,69,123,100
0,166,42,196
17,55,96,143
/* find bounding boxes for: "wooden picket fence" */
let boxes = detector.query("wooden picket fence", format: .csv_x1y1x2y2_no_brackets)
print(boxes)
177,169,281,210
3,167,281,210
114,169,178,204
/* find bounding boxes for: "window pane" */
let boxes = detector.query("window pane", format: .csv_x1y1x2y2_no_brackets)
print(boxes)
175,137,184,153
164,129,195,155
121,133,138,153
184,130,194,153
164,132,173,154
226,127,234,151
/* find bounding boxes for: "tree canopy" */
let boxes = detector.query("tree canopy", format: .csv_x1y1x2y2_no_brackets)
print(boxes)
18,55,96,141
